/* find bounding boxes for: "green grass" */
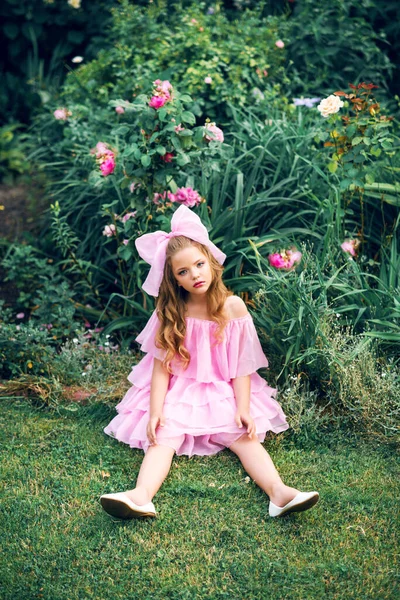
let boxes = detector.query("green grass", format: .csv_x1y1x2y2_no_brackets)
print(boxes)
1,397,398,600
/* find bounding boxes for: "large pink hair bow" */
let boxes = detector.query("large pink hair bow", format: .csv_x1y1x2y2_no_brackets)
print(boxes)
135,205,226,297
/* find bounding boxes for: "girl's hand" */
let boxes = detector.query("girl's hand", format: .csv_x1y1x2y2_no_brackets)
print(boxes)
235,411,256,439
146,414,165,446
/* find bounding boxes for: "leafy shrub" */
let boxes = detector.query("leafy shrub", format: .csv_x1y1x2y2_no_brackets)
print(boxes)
0,0,119,124
61,0,288,121
286,0,395,100
0,124,32,183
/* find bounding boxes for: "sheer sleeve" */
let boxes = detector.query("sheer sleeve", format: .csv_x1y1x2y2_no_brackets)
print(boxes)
135,310,166,361
226,315,269,379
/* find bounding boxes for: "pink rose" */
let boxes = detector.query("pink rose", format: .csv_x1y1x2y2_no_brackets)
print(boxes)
268,249,302,270
102,224,116,237
115,106,125,114
16,312,25,319
268,253,287,269
341,239,359,257
122,211,137,222
161,152,174,163
100,156,116,176
173,187,202,207
153,191,176,205
204,76,212,84
122,239,129,245
275,40,285,49
53,108,71,120
149,95,168,109
204,122,224,143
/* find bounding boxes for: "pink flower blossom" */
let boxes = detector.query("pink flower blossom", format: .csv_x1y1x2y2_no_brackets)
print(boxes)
115,106,125,114
161,152,174,163
92,142,109,158
268,249,302,270
149,80,173,109
174,124,185,133
173,187,202,207
100,156,116,176
204,122,224,143
275,40,285,49
204,76,212,84
102,224,116,237
149,95,168,109
153,191,176,205
122,211,137,222
129,182,140,193
123,239,129,245
53,108,71,120
341,239,359,257
268,254,287,269
16,312,25,319
153,79,172,95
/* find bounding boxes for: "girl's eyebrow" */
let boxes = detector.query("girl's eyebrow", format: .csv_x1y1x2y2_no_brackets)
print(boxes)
175,258,205,272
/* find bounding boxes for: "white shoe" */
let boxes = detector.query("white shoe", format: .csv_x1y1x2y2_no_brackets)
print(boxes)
100,492,156,519
269,491,319,518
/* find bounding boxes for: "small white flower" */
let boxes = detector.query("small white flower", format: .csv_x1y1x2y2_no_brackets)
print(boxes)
336,313,340,318
104,342,109,346
381,373,387,378
73,338,79,344
71,56,84,64
244,476,250,484
81,372,86,376
106,334,111,338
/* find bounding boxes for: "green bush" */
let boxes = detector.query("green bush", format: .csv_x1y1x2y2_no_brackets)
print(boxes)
286,0,396,101
61,0,288,121
0,0,119,124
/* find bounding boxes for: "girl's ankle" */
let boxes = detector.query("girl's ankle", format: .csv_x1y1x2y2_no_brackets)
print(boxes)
124,487,152,506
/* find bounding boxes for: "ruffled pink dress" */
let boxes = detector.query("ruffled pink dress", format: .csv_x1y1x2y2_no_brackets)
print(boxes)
103,311,289,456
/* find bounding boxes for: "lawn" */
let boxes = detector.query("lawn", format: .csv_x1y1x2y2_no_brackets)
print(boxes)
0,396,398,600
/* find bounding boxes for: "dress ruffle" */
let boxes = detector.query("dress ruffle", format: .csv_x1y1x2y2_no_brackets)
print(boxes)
104,311,289,456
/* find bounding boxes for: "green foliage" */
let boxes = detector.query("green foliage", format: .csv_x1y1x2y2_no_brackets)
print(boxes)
0,243,81,342
0,300,57,378
0,124,31,183
250,243,400,379
286,0,396,99
0,0,118,124
61,0,288,121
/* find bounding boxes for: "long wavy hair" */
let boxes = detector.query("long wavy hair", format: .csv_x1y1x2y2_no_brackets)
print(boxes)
155,235,233,373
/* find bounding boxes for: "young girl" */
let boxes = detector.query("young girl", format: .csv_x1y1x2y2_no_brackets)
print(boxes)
101,205,319,520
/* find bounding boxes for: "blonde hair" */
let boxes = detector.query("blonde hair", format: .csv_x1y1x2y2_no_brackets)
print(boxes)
155,235,233,373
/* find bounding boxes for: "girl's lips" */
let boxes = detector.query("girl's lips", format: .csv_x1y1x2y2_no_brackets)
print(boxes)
193,281,205,288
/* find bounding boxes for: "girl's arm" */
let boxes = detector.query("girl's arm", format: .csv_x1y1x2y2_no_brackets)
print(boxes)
147,357,170,445
232,375,256,439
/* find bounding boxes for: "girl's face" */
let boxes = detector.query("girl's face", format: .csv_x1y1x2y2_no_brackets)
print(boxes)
170,246,213,296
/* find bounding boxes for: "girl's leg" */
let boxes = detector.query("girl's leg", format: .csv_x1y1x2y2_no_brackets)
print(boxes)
124,444,175,506
229,434,301,507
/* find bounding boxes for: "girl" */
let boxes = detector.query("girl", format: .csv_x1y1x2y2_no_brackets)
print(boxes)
101,205,319,519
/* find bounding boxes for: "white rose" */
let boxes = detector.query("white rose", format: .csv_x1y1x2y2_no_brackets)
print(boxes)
317,94,344,118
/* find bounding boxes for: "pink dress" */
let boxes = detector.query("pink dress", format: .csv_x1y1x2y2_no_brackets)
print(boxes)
103,311,290,456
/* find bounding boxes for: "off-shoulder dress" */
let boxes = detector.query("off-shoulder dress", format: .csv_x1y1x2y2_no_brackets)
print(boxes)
103,311,289,456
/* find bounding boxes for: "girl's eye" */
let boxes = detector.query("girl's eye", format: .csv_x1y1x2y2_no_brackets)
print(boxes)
178,270,187,276
198,262,204,267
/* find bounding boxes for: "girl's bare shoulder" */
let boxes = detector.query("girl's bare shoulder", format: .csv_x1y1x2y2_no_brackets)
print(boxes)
224,295,250,320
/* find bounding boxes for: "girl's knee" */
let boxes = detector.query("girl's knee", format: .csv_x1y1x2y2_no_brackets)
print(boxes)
229,433,259,454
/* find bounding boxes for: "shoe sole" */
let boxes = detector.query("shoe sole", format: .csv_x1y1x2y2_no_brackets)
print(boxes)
100,497,156,520
275,493,319,517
